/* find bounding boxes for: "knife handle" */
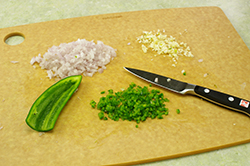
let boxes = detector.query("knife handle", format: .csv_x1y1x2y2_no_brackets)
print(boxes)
194,86,250,117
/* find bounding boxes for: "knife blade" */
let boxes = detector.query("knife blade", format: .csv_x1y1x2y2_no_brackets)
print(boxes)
124,67,250,117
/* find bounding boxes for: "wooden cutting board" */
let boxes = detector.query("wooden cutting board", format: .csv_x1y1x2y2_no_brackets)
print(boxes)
0,7,250,166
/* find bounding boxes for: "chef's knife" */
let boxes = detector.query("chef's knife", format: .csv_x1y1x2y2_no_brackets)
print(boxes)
124,67,250,117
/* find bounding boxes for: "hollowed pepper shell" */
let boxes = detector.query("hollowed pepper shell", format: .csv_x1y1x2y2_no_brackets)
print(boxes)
25,75,82,132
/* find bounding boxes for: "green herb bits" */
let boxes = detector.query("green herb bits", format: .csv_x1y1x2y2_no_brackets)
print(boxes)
90,83,170,126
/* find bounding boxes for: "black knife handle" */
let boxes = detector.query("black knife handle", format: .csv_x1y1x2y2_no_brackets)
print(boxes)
194,86,250,116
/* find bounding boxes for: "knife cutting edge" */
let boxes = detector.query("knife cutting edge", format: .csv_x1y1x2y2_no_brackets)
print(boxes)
124,67,250,117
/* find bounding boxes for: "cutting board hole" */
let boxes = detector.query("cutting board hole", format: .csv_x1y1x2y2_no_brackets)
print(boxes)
4,32,25,45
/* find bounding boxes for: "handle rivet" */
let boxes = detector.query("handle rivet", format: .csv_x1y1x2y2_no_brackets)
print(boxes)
204,89,210,93
228,97,234,102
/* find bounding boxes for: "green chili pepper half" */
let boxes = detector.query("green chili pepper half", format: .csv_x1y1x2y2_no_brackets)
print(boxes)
25,75,82,132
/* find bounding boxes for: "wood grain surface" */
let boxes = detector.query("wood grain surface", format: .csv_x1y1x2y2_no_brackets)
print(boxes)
0,7,250,166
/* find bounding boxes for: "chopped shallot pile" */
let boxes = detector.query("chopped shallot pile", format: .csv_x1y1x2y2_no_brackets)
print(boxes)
30,39,116,79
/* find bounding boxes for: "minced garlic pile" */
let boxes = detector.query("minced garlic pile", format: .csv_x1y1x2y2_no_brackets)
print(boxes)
137,30,194,66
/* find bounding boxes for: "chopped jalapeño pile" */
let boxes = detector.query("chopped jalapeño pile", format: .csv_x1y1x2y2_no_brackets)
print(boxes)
90,82,170,127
